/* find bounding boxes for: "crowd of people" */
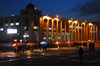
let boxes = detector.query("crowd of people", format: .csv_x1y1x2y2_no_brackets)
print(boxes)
13,43,47,53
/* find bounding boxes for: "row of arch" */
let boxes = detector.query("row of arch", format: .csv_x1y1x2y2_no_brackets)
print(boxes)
40,16,99,42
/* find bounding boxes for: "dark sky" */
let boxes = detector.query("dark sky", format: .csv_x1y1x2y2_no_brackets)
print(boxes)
0,0,100,22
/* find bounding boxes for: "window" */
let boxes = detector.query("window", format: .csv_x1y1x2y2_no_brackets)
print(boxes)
15,22,19,25
49,28,51,30
10,23,14,26
7,29,17,34
24,26,27,30
33,26,38,29
5,24,8,26
0,28,4,31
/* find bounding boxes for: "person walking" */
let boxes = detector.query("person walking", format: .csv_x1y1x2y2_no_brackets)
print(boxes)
79,47,84,63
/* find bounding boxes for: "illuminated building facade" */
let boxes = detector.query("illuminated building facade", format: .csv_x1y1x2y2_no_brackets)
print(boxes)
40,16,100,43
0,4,100,43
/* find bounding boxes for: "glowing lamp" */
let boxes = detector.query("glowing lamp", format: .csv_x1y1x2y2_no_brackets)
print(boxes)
56,41,61,44
68,20,72,23
89,23,93,26
74,21,78,24
43,16,51,20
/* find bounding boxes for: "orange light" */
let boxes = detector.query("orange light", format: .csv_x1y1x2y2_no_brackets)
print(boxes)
27,42,35,45
34,7,36,10
54,17,59,21
74,20,78,24
56,14,59,18
56,41,61,44
14,39,17,42
68,41,70,43
11,43,19,47
68,20,72,23
56,42,59,44
43,16,51,20
88,40,91,42
82,22,85,25
88,23,93,26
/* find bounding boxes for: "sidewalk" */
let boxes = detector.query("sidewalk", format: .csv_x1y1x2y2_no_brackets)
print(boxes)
0,47,78,56
0,47,97,57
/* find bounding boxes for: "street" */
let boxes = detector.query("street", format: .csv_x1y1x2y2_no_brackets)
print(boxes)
0,47,100,66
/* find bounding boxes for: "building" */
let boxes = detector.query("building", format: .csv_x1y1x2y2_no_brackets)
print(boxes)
0,4,41,43
0,4,100,43
40,16,100,43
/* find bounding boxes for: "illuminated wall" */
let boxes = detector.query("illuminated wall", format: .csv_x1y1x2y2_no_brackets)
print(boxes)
40,16,100,42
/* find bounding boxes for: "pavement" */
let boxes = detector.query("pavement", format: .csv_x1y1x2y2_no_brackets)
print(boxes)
0,47,100,66
0,47,78,57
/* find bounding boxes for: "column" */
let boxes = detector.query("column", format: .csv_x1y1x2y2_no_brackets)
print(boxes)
91,26,92,41
64,22,66,41
75,24,77,41
89,26,91,40
60,21,62,41
78,23,80,41
40,17,44,41
56,20,58,41
86,25,88,41
71,23,73,41
46,20,49,42
69,23,70,41
96,26,98,41
81,24,83,41
51,19,54,41
93,26,95,41
84,25,85,41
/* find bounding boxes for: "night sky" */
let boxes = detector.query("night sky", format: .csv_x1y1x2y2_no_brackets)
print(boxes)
0,0,100,22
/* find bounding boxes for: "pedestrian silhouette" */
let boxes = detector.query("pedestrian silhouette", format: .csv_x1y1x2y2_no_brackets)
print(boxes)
79,47,84,63
42,44,47,51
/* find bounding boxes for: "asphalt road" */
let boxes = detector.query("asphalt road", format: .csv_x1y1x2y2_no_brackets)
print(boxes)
0,47,100,66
